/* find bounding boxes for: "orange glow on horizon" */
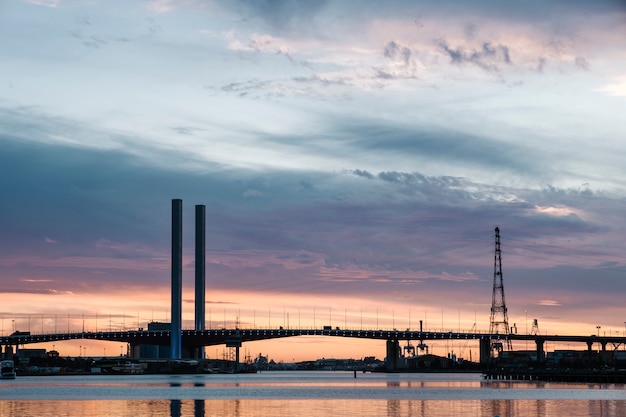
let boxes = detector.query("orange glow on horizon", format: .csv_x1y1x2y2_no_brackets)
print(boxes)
2,285,624,362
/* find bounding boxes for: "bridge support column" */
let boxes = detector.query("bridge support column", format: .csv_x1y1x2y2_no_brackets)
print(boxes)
479,338,491,366
601,341,607,366
386,339,400,371
226,333,242,372
587,341,594,364
535,339,545,364
4,345,13,360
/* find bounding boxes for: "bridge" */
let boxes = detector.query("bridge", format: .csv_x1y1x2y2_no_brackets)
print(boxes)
3,327,624,370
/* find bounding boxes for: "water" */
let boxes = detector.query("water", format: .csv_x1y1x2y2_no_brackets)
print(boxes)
1,371,625,416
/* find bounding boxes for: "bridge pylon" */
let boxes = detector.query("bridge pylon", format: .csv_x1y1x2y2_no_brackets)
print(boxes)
489,226,512,354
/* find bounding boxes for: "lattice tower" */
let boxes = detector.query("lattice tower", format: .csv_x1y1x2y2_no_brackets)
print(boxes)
489,226,512,351
531,319,539,336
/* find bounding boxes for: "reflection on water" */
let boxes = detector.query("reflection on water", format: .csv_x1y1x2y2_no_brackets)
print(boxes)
194,399,204,417
1,372,625,417
2,398,626,417
169,382,206,417
170,399,180,417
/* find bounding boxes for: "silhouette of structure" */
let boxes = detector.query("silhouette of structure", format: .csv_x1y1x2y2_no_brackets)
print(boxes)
489,226,512,353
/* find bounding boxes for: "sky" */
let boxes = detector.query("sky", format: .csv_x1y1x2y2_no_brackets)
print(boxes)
1,0,625,362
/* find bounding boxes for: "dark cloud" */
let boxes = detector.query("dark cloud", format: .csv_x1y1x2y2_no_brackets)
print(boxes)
574,56,591,71
224,0,626,41
246,35,304,66
71,31,107,49
438,39,512,73
219,80,270,93
369,0,624,21
1,81,624,327
535,57,547,73
1,126,624,321
384,41,412,65
292,74,351,87
233,0,329,32
0,138,163,248
328,118,544,177
464,23,478,39
352,169,375,180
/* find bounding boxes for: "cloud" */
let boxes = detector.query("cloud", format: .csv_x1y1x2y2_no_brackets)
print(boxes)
596,75,626,97
292,74,352,88
533,205,582,218
352,169,375,180
326,119,546,181
71,31,107,49
574,56,591,71
146,0,178,13
23,0,60,7
234,0,329,32
198,2,625,103
243,189,267,198
384,41,412,66
20,278,54,283
438,39,512,73
0,288,74,295
375,171,460,186
0,255,168,271
228,32,303,65
94,239,159,259
537,299,562,307
1,129,625,330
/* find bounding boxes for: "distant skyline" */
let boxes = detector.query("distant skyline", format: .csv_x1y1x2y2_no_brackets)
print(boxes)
1,0,625,361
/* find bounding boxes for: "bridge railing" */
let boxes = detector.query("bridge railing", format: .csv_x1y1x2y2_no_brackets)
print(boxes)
6,323,568,337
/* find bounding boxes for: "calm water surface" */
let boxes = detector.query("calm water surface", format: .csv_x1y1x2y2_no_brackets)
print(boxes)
1,371,625,416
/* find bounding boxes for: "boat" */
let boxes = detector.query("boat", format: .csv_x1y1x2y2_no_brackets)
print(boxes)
1,360,16,379
110,362,144,374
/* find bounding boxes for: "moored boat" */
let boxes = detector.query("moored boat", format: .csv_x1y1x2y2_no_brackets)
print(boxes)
1,360,16,379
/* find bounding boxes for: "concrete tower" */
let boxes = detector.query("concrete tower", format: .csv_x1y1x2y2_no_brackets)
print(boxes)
195,204,206,331
170,199,183,359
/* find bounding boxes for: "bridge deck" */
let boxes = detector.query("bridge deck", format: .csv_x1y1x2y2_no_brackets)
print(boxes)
1,329,623,348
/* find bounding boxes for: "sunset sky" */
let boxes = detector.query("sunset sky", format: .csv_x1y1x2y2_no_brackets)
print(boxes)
1,0,625,362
